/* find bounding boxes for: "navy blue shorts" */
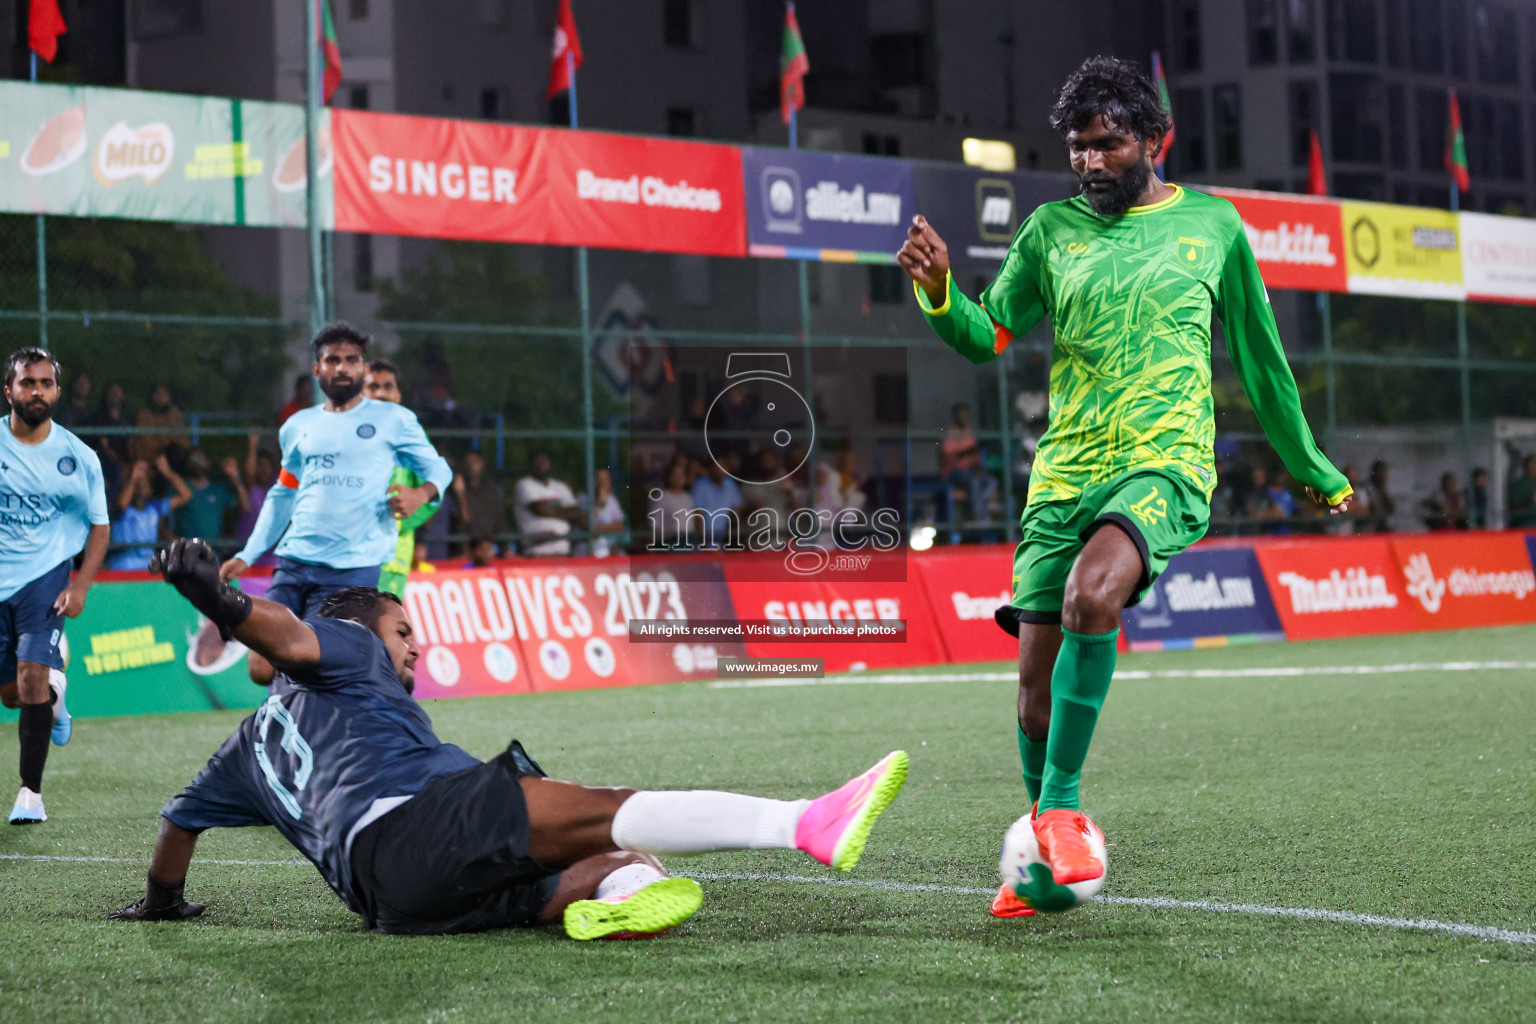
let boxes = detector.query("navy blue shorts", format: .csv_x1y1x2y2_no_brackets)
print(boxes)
265,559,381,619
0,559,71,683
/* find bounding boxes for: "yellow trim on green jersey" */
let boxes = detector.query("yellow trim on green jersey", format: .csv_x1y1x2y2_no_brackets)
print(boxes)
1123,182,1186,216
913,271,953,317
1327,483,1355,507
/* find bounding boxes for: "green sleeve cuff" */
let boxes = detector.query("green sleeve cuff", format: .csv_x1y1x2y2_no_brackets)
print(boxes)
1327,483,1354,507
912,272,953,317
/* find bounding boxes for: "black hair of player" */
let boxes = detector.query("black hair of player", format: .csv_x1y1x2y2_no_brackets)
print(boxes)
5,347,62,388
1048,56,1171,148
311,322,371,361
317,586,402,633
368,358,400,377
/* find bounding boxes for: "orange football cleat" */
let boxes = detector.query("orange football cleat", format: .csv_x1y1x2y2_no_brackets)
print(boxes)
989,882,1036,918
1032,808,1106,886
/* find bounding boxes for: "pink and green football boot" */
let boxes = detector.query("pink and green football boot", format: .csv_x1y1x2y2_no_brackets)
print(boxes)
795,750,909,872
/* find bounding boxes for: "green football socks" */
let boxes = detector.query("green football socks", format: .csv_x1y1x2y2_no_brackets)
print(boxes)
1017,723,1046,805
1036,628,1119,813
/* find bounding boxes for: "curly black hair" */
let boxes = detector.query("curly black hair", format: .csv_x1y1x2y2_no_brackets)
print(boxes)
317,586,402,631
310,321,371,360
4,347,61,388
1048,56,1172,145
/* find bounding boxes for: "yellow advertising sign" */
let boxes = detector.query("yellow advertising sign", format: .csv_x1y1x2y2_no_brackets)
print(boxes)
84,625,175,675
1342,201,1465,300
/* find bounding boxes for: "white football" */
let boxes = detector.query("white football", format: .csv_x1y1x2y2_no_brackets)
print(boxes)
998,812,1107,913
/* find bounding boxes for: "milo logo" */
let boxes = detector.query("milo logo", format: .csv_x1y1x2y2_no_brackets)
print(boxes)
94,121,175,186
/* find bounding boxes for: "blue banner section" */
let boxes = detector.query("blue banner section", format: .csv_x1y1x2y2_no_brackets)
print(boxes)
1121,546,1284,648
742,147,914,261
911,165,1072,268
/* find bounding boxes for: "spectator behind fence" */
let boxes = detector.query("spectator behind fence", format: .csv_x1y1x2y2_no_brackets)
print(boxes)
55,372,92,428
1468,467,1490,529
277,374,314,426
589,467,626,558
513,450,583,557
648,459,696,548
1365,460,1396,532
234,433,279,565
741,449,795,547
129,384,189,465
85,382,131,494
1424,471,1468,531
108,456,192,571
174,448,248,552
940,403,997,523
1508,456,1536,528
449,450,507,557
691,449,744,548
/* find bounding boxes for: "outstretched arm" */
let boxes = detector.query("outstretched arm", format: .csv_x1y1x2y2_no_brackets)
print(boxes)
1215,228,1352,513
108,818,206,921
153,538,322,666
899,216,1031,364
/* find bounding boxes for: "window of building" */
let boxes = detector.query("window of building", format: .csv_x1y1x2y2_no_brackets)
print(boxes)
1332,173,1387,200
1474,4,1519,84
1213,85,1243,171
1326,0,1379,62
871,33,929,89
1414,87,1445,171
1171,87,1207,174
1248,0,1281,64
664,0,697,49
1288,80,1319,168
862,133,901,156
480,88,503,120
666,107,698,137
1329,73,1385,163
354,236,374,293
869,265,905,306
478,0,508,29
1447,2,1469,75
349,85,369,111
1387,84,1407,168
134,0,201,40
1406,0,1444,72
1466,96,1525,180
1288,0,1318,62
1175,0,1203,70
348,0,369,20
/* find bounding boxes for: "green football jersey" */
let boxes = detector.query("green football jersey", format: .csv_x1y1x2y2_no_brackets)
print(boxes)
916,183,1350,507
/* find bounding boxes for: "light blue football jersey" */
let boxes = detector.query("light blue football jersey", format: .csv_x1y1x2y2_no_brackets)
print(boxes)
236,398,453,570
0,421,109,601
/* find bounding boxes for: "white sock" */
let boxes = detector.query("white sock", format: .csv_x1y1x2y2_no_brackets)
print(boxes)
48,669,66,722
610,791,812,855
594,862,665,902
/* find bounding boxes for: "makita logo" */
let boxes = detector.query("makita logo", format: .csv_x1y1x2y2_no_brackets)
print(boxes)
1243,220,1336,267
1275,567,1398,613
1403,551,1534,614
805,181,902,225
951,590,1010,621
1162,572,1256,612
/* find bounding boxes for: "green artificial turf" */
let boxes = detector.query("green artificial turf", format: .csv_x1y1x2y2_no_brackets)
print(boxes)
1,626,1533,1023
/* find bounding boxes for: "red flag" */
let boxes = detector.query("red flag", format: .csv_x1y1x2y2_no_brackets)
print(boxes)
1445,89,1470,193
1306,130,1327,196
780,3,810,125
548,0,584,99
28,0,67,64
320,1,343,104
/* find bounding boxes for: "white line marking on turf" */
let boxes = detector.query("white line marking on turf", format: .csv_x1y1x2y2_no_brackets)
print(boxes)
8,855,1532,947
708,661,1536,689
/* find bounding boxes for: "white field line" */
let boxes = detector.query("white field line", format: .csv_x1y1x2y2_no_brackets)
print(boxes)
6,854,1533,947
707,660,1536,689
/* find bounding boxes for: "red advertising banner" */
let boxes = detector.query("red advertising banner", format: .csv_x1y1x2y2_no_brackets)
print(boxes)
333,110,745,257
1252,538,1417,640
1206,187,1348,293
403,569,532,699
723,561,946,673
912,548,1017,663
1389,533,1536,631
333,110,548,244
542,126,746,257
501,560,743,692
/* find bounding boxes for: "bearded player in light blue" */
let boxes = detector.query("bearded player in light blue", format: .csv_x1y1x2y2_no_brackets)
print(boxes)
1,349,111,824
220,324,452,685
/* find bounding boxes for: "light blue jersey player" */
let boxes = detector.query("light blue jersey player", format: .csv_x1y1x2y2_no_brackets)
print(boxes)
220,324,452,685
0,349,111,824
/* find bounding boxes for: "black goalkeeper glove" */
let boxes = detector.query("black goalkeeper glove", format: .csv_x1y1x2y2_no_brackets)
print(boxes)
109,873,205,922
150,539,252,642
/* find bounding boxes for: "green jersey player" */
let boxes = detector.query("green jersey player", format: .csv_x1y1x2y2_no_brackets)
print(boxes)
898,57,1352,917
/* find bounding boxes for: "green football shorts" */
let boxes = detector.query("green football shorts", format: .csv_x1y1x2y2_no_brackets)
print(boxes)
997,468,1210,632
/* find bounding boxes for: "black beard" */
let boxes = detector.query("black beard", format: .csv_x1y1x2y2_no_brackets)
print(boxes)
320,376,363,405
1077,159,1153,216
14,399,55,427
